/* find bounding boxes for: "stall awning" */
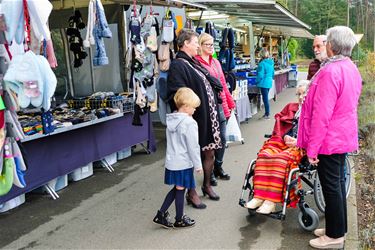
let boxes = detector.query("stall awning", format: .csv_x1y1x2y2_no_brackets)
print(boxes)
189,0,313,38
51,0,206,10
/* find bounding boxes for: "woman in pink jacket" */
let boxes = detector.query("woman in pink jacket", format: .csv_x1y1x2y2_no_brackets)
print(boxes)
195,33,236,187
297,26,362,249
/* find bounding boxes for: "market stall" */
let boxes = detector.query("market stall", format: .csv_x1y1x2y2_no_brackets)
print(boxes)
187,0,313,121
0,0,205,210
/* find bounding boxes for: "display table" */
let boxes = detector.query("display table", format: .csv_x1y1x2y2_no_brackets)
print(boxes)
235,95,252,123
0,112,156,204
274,68,291,94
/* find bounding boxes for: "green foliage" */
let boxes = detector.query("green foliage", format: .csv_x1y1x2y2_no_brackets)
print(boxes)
299,0,347,35
288,38,299,60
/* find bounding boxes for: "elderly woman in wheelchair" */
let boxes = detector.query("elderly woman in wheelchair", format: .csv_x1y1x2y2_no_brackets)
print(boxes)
244,81,308,214
240,79,352,232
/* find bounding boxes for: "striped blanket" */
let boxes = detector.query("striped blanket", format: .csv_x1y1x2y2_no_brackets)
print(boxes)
253,136,304,208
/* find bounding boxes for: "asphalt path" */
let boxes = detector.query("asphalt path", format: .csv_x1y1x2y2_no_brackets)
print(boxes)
0,82,358,249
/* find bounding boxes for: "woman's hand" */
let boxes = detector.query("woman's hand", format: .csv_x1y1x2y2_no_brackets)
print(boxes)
308,157,319,166
284,135,297,147
196,168,203,174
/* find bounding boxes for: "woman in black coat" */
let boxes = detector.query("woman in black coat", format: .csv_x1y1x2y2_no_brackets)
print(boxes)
167,29,222,209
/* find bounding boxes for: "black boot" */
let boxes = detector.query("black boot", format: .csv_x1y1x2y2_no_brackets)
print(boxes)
213,165,230,180
153,210,174,229
210,172,218,186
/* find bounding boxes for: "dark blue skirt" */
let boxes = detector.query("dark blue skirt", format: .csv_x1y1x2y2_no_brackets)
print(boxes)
164,168,195,189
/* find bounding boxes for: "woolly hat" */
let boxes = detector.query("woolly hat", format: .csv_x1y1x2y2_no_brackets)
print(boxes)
27,0,53,41
2,0,24,44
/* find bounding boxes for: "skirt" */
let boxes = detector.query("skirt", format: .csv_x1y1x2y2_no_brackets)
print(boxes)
164,168,195,189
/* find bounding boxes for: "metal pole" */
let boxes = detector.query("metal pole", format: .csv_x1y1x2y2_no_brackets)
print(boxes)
247,22,255,68
60,28,75,97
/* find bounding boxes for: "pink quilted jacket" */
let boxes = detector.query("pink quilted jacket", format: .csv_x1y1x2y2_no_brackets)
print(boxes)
297,58,362,158
195,55,235,118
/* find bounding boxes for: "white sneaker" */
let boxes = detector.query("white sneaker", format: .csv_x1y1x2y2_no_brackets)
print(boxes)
244,198,264,209
309,235,344,249
256,200,276,214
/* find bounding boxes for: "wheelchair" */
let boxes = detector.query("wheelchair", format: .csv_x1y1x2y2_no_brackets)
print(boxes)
239,152,352,231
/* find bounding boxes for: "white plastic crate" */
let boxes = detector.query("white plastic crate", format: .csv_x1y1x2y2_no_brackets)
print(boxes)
0,194,25,213
68,163,93,182
33,175,68,193
104,153,117,166
117,147,131,160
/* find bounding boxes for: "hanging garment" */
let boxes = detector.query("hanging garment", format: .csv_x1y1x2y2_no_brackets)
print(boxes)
93,0,112,66
83,0,96,48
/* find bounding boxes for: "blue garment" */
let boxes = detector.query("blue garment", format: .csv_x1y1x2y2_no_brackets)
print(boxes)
164,168,195,189
256,58,274,89
260,87,270,116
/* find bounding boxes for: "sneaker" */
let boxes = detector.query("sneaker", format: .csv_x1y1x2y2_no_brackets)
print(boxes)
153,210,174,229
263,115,270,120
174,215,195,228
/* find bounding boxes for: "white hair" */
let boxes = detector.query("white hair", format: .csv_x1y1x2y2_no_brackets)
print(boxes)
326,26,357,57
314,35,327,44
297,80,309,88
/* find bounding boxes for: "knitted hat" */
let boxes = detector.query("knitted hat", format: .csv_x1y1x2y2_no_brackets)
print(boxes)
2,0,23,44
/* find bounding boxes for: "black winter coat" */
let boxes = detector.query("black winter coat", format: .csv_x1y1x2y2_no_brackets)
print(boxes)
167,51,218,149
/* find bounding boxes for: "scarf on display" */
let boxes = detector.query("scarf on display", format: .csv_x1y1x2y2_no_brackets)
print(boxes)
302,55,348,105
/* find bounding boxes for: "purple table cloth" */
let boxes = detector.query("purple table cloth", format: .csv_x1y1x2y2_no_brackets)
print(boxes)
0,113,156,204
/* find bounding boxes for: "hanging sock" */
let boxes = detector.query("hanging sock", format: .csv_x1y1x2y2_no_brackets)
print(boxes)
46,40,58,68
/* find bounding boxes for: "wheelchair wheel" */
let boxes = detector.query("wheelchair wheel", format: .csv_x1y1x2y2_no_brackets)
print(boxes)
298,207,319,231
313,156,352,213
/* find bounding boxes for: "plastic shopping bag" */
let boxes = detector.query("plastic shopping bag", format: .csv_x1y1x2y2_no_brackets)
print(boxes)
225,111,242,142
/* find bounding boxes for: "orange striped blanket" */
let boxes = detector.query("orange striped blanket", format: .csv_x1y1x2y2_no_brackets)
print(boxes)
253,136,304,208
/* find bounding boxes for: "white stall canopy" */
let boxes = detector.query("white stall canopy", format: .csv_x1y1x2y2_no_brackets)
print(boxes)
189,0,313,38
51,0,206,10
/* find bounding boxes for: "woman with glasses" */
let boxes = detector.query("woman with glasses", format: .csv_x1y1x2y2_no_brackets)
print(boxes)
195,33,235,187
167,29,222,209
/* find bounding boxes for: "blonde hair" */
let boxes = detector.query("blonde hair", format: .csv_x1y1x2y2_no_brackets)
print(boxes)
198,33,214,55
174,87,201,109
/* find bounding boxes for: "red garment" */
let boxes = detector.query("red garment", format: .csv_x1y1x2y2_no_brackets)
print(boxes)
272,102,299,137
307,59,321,80
195,55,235,118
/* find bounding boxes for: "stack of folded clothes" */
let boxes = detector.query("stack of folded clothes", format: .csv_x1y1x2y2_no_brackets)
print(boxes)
18,114,44,136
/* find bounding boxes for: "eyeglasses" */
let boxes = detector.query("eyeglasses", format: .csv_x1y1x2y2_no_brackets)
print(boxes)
296,92,305,97
203,43,214,47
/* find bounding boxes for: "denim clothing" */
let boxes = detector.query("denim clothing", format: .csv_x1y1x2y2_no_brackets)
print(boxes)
260,87,270,116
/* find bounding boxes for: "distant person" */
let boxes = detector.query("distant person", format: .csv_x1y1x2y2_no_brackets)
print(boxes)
153,87,203,229
298,26,362,249
256,49,275,120
307,35,328,80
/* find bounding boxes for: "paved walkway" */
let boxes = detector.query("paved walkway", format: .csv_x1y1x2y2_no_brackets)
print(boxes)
0,79,358,249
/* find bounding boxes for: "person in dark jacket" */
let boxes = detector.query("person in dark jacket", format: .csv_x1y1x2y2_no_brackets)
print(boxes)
307,35,327,80
167,29,222,209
